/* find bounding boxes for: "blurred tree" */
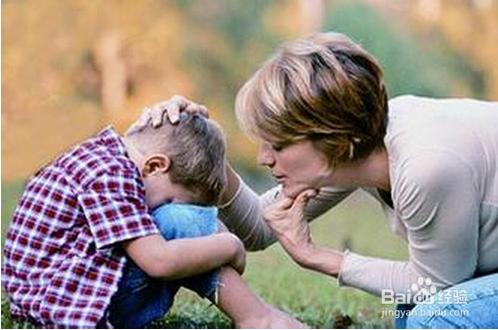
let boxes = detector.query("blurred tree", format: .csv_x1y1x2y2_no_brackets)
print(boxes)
323,1,481,99
2,0,193,179
94,31,128,117
410,0,498,100
299,0,325,33
268,0,325,34
171,0,285,171
1,0,494,182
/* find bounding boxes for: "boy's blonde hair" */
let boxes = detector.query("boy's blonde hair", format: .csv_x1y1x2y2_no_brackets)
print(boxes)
126,114,226,205
235,32,388,165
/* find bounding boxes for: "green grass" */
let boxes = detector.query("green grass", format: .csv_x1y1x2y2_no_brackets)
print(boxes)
1,180,408,328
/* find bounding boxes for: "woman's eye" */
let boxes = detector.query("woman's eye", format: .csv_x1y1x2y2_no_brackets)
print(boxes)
271,144,284,152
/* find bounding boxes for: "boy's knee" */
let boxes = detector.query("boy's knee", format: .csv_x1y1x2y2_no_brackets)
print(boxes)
405,303,434,329
152,203,218,240
405,303,462,329
405,315,427,329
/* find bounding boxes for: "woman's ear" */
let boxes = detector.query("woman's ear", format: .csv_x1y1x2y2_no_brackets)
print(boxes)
142,154,171,177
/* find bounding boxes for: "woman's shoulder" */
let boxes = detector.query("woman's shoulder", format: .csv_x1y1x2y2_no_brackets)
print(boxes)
390,150,477,230
387,94,433,114
388,131,479,210
386,95,437,134
387,94,419,108
388,94,497,122
385,95,489,163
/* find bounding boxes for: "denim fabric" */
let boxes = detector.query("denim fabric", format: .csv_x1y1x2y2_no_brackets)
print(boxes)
108,203,219,328
395,273,498,328
394,303,415,329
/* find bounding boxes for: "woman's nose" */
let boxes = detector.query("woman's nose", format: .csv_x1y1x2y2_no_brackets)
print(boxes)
257,144,275,167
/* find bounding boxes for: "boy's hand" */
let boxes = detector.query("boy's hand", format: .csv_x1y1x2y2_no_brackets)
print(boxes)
127,95,209,134
225,233,246,274
218,222,246,274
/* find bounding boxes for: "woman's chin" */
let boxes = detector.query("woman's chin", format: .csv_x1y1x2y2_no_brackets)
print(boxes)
282,184,314,199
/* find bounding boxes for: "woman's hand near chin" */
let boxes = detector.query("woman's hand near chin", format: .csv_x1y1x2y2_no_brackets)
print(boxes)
263,189,344,276
281,183,318,200
263,189,317,265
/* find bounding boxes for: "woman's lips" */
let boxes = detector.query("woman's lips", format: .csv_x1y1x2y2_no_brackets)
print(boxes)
272,173,286,183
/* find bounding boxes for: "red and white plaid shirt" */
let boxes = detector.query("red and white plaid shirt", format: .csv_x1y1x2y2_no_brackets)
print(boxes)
2,127,159,328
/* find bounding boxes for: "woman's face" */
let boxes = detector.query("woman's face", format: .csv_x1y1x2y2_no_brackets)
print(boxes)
257,139,333,198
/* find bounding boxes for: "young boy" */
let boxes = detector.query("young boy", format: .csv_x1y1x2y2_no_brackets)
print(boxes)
2,111,305,328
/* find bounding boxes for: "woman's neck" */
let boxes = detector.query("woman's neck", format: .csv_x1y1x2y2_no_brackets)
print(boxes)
324,149,391,191
361,149,391,191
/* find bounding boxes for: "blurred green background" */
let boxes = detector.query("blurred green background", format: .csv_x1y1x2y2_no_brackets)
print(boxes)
2,0,497,328
2,0,497,181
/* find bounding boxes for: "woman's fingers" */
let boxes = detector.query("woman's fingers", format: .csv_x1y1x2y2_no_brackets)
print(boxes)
146,101,168,127
185,103,209,117
130,95,210,132
161,101,181,125
265,189,317,223
291,189,317,213
273,195,294,211
125,108,151,134
168,95,209,122
149,95,209,126
266,189,317,216
149,97,182,126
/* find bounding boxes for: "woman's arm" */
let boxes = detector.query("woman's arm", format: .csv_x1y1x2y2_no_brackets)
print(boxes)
265,151,480,301
217,165,276,251
338,152,479,298
218,164,355,251
262,190,344,274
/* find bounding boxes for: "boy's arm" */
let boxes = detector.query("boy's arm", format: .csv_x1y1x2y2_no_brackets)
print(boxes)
123,232,245,280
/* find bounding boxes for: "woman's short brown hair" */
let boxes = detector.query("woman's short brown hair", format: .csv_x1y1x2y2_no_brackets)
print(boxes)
235,32,388,165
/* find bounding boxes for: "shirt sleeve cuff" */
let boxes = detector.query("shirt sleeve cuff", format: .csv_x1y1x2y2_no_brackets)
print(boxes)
95,216,159,250
337,250,367,288
218,174,244,209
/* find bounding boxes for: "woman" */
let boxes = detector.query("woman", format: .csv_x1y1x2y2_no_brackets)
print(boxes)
133,32,498,328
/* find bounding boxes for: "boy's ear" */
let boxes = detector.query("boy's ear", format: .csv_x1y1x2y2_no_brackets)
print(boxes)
142,154,171,177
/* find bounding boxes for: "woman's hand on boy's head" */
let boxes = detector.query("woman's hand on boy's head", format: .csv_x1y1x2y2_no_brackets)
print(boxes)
147,95,209,126
128,95,209,134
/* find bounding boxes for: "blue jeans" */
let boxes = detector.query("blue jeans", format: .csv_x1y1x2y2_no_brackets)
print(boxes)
108,204,219,328
395,273,498,328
